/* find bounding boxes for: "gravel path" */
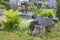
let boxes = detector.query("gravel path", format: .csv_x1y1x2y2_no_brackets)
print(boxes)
0,15,6,20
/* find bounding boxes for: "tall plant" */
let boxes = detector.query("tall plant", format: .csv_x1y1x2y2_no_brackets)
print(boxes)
3,9,21,30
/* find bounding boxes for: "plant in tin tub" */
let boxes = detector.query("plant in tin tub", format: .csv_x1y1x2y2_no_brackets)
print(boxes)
33,9,55,17
46,10,53,17
33,9,44,17
33,9,40,18
33,9,47,17
33,9,39,15
39,9,45,17
39,9,54,17
47,9,56,17
33,9,55,26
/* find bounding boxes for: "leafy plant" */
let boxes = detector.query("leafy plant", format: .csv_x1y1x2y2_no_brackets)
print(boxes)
33,9,40,15
0,4,6,9
0,1,10,10
56,0,60,20
33,9,55,17
3,9,21,30
34,2,37,6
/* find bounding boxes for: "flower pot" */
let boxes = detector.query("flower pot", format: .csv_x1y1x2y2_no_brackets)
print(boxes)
36,14,53,26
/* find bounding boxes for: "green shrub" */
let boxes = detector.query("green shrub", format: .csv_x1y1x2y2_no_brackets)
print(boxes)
0,1,10,10
0,4,6,9
57,0,60,20
0,0,4,1
34,2,37,6
33,9,56,17
3,9,21,30
19,19,30,32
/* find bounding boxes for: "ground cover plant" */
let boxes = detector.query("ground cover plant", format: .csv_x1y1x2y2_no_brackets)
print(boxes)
0,20,60,40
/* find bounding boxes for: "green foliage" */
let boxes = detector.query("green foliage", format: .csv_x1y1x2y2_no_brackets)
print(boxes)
0,0,4,1
0,4,6,9
33,9,56,17
0,0,10,10
34,2,37,6
33,9,40,15
0,17,60,40
3,9,21,30
11,22,60,40
56,0,60,20
12,20,33,40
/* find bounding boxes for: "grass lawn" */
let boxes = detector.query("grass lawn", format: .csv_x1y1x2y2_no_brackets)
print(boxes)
0,31,20,40
0,20,60,40
0,30,60,40
0,16,60,40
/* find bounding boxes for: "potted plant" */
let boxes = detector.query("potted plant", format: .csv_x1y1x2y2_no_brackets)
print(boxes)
33,9,40,19
33,9,55,26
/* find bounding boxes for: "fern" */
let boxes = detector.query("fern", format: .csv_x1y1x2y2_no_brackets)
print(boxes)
3,9,21,30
